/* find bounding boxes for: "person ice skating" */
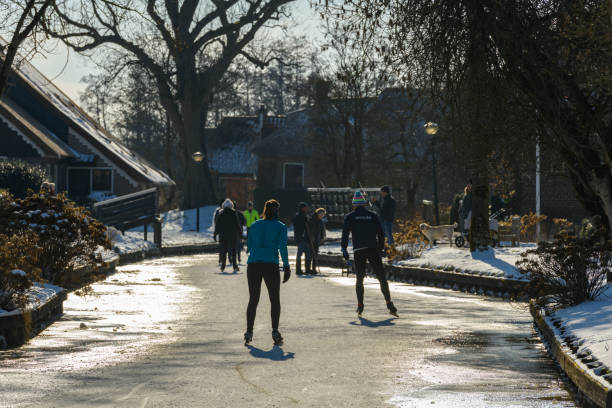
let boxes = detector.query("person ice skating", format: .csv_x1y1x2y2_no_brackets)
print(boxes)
293,202,313,275
243,201,260,237
307,208,327,275
213,200,225,266
244,199,291,346
341,191,398,318
214,199,241,273
373,185,396,246
235,201,246,264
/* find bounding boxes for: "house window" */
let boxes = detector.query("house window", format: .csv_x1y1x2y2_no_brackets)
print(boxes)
67,167,113,198
92,169,112,191
68,168,91,198
283,163,304,189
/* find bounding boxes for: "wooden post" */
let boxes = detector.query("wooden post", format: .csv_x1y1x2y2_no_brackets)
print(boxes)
144,224,148,241
154,216,162,247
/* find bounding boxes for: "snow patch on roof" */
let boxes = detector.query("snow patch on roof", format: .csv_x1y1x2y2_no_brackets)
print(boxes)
9,55,174,186
209,143,257,175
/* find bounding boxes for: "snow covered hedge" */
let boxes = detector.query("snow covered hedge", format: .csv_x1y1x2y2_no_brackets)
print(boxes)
0,232,41,311
517,225,611,309
0,189,110,296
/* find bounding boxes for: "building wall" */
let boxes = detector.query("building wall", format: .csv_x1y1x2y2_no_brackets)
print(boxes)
220,176,257,209
67,129,138,197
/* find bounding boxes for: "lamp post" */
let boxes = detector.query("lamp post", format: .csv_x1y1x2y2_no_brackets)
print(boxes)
424,122,440,225
192,151,205,232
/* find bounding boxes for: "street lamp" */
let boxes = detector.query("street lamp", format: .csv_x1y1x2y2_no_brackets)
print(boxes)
424,122,440,225
192,151,205,232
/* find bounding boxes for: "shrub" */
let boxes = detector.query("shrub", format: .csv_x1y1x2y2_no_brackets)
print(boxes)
0,232,41,311
0,160,47,199
387,217,426,261
517,227,611,309
520,212,548,242
0,189,110,286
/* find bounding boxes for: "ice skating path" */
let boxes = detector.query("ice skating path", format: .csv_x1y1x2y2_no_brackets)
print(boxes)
1,253,575,407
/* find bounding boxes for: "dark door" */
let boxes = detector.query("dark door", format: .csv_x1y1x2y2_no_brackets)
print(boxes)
284,163,303,189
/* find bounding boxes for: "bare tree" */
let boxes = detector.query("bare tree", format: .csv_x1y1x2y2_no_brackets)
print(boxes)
0,0,54,97
46,0,295,208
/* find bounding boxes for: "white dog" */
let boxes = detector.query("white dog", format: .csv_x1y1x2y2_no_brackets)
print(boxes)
419,222,458,248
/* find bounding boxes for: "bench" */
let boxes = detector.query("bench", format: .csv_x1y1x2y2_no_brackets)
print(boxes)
92,188,162,245
497,216,521,246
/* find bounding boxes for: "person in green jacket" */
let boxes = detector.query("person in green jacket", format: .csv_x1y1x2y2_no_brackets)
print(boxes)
243,201,260,236
244,199,290,346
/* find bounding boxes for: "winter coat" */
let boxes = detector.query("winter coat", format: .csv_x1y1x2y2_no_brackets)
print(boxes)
308,215,326,247
247,219,289,267
461,192,472,219
293,212,311,244
236,210,246,229
375,196,396,223
243,209,260,228
341,206,385,252
214,208,241,240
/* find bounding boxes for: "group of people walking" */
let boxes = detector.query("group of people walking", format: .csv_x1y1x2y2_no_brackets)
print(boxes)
241,186,399,346
213,199,260,273
293,203,327,275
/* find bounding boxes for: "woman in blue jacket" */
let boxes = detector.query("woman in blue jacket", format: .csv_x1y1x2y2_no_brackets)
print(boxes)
244,199,291,346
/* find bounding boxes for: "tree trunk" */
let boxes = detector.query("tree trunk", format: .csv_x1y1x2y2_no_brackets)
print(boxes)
466,1,491,252
180,98,218,209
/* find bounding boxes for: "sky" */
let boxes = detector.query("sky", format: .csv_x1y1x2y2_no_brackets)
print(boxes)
28,0,322,103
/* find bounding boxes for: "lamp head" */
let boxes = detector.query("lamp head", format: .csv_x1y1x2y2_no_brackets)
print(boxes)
424,122,439,136
192,151,205,162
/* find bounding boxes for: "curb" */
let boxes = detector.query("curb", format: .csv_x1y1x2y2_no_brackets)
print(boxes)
0,289,67,349
530,301,612,408
117,243,219,266
317,254,528,298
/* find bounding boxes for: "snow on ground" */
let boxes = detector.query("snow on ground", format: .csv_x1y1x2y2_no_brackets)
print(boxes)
550,285,612,381
0,283,63,316
321,241,535,280
115,206,218,252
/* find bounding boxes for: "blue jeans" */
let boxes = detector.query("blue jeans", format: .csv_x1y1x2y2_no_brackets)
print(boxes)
296,241,312,272
383,221,394,245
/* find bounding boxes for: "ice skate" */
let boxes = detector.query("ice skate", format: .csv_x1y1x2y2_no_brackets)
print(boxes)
388,302,399,317
357,304,364,317
272,330,283,346
244,331,253,346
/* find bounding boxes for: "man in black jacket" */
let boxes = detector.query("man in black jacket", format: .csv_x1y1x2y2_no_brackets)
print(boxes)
374,185,396,246
293,202,312,275
341,191,398,317
308,208,327,275
234,201,246,264
214,199,241,273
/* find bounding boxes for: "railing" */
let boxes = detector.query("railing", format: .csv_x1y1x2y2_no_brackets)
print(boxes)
93,188,160,243
307,187,381,227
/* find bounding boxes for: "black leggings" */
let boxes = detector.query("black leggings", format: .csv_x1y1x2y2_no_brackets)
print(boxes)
354,248,391,305
220,236,237,268
246,263,281,332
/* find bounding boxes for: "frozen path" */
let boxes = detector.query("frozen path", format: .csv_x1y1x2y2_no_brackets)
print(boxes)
1,254,575,407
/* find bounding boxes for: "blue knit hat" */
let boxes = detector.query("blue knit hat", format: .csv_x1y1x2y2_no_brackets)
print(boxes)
352,191,367,206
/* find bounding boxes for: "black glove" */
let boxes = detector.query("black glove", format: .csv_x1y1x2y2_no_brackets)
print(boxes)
213,234,217,242
341,248,349,260
283,265,291,283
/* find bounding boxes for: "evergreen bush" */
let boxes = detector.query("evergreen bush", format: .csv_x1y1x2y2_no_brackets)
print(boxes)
517,226,611,309
0,189,110,287
0,232,41,311
0,161,47,199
